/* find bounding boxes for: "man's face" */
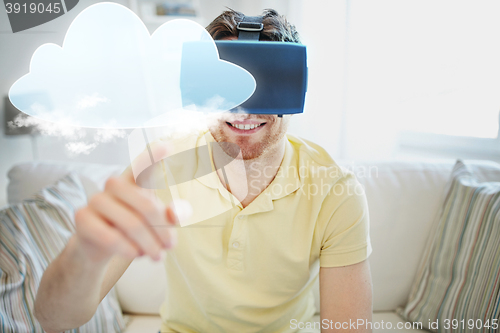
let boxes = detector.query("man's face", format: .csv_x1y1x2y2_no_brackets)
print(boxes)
207,35,290,160
208,112,290,160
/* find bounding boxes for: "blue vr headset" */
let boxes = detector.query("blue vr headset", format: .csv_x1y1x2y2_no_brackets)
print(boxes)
181,15,307,117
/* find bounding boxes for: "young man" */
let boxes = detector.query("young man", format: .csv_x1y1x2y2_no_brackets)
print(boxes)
35,9,373,333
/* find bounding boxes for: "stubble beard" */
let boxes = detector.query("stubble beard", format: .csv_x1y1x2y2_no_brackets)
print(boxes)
209,120,287,161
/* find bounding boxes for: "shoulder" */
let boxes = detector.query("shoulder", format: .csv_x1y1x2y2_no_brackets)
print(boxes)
284,136,370,256
285,134,367,219
285,133,356,187
286,133,335,165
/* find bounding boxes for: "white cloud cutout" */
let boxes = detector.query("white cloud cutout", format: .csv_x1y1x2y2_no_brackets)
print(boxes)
8,2,256,129
94,127,126,143
65,142,98,155
9,113,127,155
76,93,109,110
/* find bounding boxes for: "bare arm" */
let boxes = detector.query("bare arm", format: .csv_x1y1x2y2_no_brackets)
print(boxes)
34,143,181,332
34,236,130,332
319,259,373,333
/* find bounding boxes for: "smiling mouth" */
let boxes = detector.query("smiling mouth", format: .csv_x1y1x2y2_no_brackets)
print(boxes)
226,122,266,130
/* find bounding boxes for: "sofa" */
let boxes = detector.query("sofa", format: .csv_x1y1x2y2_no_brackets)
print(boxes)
4,158,500,332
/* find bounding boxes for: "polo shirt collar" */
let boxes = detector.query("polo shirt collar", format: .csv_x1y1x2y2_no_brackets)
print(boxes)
266,138,302,201
193,131,242,208
195,130,302,214
246,137,302,215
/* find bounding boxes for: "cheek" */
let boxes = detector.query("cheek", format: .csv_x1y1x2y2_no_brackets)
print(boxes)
271,120,287,134
263,122,278,134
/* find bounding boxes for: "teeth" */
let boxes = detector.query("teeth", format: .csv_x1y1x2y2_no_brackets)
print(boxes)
230,123,263,130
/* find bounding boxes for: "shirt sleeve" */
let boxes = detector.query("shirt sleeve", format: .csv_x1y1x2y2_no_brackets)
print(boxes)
319,172,372,267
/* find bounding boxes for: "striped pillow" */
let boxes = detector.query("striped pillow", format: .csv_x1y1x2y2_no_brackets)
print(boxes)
397,160,500,332
0,173,127,333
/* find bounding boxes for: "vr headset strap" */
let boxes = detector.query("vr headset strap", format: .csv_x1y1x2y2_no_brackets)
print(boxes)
237,16,264,41
236,16,284,118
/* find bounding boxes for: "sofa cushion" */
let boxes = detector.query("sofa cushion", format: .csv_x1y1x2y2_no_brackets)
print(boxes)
288,313,426,332
396,160,500,332
121,312,427,333
7,161,124,204
121,314,162,333
339,159,500,311
116,253,167,315
0,173,127,332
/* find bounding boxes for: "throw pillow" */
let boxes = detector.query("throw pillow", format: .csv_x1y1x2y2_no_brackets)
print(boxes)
397,160,500,332
0,173,127,333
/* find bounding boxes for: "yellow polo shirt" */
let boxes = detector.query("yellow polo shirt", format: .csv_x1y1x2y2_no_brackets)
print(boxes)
154,129,372,333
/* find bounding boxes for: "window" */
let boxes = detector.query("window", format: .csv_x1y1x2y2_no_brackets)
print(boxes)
296,0,500,160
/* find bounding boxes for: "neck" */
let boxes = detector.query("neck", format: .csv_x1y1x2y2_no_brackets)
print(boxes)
214,135,287,208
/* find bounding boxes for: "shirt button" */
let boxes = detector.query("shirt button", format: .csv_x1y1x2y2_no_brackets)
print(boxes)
232,241,240,248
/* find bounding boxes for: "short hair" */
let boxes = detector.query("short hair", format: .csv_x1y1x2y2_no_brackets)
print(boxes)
206,8,301,43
